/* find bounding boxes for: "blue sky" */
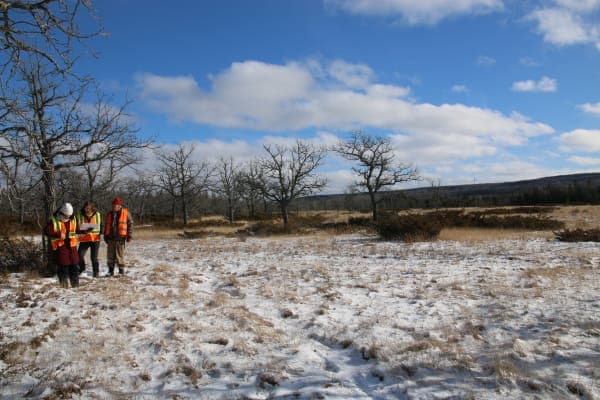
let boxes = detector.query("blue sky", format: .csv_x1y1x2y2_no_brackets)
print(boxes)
78,0,600,193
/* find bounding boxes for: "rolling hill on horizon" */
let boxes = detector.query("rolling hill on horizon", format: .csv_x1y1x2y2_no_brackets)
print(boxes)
299,172,600,210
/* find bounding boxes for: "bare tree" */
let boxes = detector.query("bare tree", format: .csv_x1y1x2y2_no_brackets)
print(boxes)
256,140,327,227
154,143,212,225
239,160,267,218
77,150,139,202
0,0,100,79
0,56,151,221
334,131,420,221
0,150,39,223
118,174,157,225
214,157,243,223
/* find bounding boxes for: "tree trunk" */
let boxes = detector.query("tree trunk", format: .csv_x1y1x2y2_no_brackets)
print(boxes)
228,206,234,224
182,197,188,225
281,201,289,227
369,190,378,221
41,160,57,272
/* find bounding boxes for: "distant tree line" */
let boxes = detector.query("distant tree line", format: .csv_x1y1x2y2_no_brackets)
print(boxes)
294,178,600,212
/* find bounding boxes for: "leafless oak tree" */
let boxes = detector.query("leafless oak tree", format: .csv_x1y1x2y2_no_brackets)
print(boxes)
239,160,267,218
256,140,327,227
0,0,100,78
334,131,420,221
0,56,151,221
0,148,38,222
154,143,212,225
214,157,243,223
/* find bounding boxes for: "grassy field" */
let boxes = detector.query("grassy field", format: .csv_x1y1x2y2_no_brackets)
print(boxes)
135,204,600,241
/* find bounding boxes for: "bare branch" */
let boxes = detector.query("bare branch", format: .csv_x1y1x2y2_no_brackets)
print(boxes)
334,130,420,221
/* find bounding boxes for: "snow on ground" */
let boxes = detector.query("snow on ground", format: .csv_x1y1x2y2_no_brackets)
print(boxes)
1,233,599,399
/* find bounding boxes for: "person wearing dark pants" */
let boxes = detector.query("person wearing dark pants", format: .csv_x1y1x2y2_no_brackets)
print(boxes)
77,201,102,277
44,202,80,288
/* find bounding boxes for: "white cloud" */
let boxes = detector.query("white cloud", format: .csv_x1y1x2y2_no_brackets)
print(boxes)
324,0,504,25
528,8,590,45
327,60,375,89
511,76,557,92
579,102,600,115
559,129,600,152
476,55,496,66
527,4,600,49
568,155,600,166
519,56,539,67
451,85,469,93
553,0,600,13
138,59,554,167
322,169,358,194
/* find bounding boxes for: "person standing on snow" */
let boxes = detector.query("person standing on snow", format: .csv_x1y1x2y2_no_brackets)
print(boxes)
103,197,133,276
44,202,81,288
77,201,102,277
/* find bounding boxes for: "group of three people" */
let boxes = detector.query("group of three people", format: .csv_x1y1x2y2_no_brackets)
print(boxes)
44,197,133,288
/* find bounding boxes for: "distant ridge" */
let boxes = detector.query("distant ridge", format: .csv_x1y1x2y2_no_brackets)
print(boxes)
298,172,600,209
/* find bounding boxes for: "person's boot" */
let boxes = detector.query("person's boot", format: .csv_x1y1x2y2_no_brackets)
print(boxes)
92,264,99,278
118,268,125,276
59,278,69,288
106,267,114,277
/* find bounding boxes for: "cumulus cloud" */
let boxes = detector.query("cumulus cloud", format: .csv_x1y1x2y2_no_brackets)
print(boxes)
553,0,600,13
138,59,553,168
511,76,557,92
324,0,504,25
476,55,496,66
579,102,600,115
457,160,556,182
568,155,600,166
527,2,600,49
519,56,539,67
327,60,375,89
559,129,600,152
451,84,469,93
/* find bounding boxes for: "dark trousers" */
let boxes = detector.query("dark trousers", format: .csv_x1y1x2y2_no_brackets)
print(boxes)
78,241,100,277
57,265,79,287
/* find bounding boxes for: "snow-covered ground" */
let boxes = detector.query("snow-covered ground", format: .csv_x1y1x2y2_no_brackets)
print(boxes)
1,233,599,399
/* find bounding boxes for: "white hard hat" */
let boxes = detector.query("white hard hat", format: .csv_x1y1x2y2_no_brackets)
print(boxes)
60,202,73,217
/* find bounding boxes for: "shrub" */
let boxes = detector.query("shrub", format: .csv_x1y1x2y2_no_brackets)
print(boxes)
376,213,442,241
243,220,293,236
475,215,564,230
0,233,44,273
423,210,563,230
478,206,556,215
555,229,600,242
0,215,40,235
348,216,374,227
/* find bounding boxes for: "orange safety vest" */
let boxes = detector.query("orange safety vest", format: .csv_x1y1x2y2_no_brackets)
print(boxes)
77,211,102,242
49,217,78,251
104,208,129,238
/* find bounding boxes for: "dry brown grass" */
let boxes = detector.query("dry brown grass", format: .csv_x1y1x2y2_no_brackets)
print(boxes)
438,227,552,242
131,205,600,243
549,205,600,230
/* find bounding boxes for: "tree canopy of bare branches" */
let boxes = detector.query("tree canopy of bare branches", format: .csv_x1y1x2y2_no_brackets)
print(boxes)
334,130,420,221
0,0,100,78
214,157,244,223
255,140,327,226
0,56,151,221
154,143,212,225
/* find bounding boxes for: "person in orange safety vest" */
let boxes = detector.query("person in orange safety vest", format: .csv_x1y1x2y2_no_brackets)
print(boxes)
103,196,133,276
76,200,102,277
44,202,80,288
